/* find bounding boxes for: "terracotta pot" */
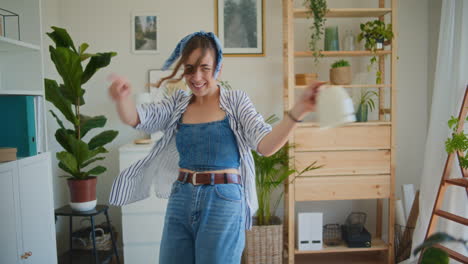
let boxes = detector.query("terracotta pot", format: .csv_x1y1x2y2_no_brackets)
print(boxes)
330,66,351,85
295,73,318,86
67,176,97,211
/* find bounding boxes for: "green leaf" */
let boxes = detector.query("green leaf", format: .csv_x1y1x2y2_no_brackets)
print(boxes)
49,110,65,130
59,84,85,106
49,46,84,105
86,166,106,176
79,43,89,54
46,26,77,52
421,247,449,264
82,52,117,84
54,129,74,153
80,53,93,61
87,147,108,160
448,116,458,130
88,130,118,150
56,151,78,174
58,161,74,175
44,79,77,125
81,157,105,168
414,233,457,255
80,115,107,138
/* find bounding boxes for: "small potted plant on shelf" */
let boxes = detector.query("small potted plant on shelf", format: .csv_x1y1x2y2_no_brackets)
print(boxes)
355,88,378,122
303,0,328,62
243,115,322,264
44,27,118,211
329,59,351,85
357,20,394,84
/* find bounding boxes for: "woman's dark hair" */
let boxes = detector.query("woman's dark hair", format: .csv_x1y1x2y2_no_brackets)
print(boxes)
156,35,218,88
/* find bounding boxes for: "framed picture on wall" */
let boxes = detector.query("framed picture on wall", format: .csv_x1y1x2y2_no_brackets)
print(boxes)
215,0,265,57
131,13,158,54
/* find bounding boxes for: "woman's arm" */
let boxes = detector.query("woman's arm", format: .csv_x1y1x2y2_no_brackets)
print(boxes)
257,81,325,156
108,74,139,127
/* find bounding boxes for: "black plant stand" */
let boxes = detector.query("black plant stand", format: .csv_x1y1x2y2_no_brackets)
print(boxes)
55,205,120,264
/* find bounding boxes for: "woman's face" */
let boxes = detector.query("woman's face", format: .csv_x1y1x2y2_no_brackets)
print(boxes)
184,48,218,97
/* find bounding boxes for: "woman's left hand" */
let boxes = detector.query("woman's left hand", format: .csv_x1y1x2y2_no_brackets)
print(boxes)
289,81,326,120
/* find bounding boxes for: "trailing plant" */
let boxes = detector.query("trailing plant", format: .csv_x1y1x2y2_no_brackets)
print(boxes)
253,115,322,225
445,115,468,169
357,20,394,84
413,232,468,264
303,0,328,62
44,26,118,180
331,59,350,68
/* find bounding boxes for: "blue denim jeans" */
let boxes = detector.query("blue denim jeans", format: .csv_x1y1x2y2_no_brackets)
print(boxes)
159,180,246,264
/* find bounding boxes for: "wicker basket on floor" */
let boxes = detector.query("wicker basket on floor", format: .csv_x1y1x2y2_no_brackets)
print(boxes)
243,217,283,264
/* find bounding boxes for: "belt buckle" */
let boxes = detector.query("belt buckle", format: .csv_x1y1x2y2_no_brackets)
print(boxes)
192,172,200,185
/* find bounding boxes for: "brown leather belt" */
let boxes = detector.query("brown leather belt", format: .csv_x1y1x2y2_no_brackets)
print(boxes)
177,172,242,185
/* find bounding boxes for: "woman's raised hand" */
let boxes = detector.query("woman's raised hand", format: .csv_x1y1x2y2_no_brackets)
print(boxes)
108,74,132,102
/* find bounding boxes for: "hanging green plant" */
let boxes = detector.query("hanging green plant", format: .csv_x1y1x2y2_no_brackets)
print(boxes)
303,0,328,63
357,20,394,84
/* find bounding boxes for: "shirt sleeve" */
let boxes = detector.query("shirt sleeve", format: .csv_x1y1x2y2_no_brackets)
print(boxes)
236,90,272,154
133,91,180,134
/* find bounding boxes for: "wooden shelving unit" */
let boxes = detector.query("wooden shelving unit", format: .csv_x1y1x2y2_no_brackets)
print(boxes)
282,0,398,263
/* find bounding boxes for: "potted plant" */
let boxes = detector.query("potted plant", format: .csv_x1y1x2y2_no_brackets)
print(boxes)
357,20,394,84
243,115,321,264
44,27,118,211
355,88,378,122
330,59,351,85
446,115,468,168
414,232,468,264
303,0,328,62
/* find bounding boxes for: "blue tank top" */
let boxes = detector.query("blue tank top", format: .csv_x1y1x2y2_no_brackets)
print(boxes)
175,115,241,172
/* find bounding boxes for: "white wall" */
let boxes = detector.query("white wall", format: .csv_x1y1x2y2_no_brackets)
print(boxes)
41,0,431,255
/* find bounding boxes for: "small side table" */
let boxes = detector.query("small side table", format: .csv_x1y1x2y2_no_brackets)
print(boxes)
55,205,121,264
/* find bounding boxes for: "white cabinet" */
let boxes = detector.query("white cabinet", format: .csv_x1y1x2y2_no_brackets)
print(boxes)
0,152,57,263
119,139,168,264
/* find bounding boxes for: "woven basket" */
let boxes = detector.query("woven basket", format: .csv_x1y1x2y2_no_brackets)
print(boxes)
72,220,118,251
243,218,283,264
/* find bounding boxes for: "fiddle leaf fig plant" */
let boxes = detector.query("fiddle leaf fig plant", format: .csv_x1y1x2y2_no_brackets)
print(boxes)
44,26,118,180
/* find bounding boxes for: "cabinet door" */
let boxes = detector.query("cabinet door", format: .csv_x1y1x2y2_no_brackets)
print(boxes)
0,161,22,264
17,153,57,264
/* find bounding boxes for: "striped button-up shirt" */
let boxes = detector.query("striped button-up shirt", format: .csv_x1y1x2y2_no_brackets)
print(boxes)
109,86,272,229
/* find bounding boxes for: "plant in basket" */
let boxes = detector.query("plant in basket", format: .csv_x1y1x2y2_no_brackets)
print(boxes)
44,27,118,211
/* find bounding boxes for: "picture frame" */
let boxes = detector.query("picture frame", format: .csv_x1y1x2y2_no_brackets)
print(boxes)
214,0,265,57
131,12,159,54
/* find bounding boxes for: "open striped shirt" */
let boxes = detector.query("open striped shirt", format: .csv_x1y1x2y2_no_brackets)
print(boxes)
109,86,272,229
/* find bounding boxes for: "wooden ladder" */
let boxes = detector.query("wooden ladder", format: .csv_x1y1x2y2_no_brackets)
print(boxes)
420,85,468,263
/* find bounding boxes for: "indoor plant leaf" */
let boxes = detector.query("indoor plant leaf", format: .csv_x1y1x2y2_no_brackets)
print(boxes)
88,130,119,150
56,151,79,175
413,232,457,255
82,52,117,84
420,247,449,264
85,165,107,176
80,115,107,138
46,26,77,52
44,79,77,125
80,157,105,168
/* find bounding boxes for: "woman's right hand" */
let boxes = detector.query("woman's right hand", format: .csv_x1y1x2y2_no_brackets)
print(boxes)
108,74,131,102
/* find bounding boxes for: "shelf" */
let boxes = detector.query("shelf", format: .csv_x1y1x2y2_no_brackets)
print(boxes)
298,121,391,128
295,251,387,264
0,36,40,52
0,90,44,96
294,8,392,18
295,50,391,57
295,239,388,254
295,84,391,89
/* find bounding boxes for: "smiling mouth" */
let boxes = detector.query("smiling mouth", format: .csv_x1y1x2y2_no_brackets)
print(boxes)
192,82,206,89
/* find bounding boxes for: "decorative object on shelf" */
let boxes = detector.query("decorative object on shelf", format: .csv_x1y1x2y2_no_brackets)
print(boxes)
324,26,339,51
131,13,158,54
342,212,371,248
343,30,356,51
215,0,265,56
355,88,378,122
295,73,318,86
244,114,321,263
357,20,394,84
330,59,351,85
413,232,468,264
317,85,356,128
0,147,17,162
0,8,20,40
298,212,323,251
44,27,118,211
303,0,328,62
72,219,118,251
323,223,342,246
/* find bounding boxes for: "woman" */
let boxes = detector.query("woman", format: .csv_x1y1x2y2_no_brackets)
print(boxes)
108,31,324,264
